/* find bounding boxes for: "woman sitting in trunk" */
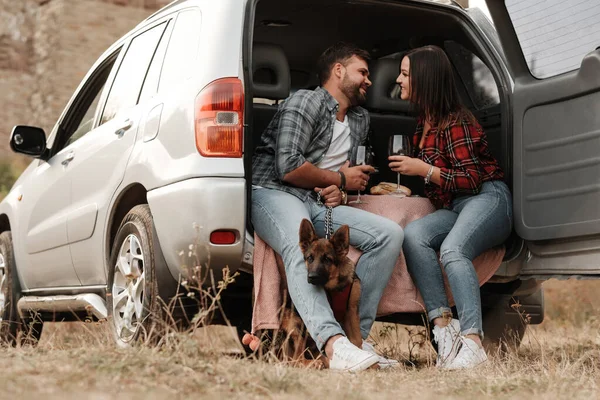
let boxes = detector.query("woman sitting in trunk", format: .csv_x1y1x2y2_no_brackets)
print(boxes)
388,45,512,369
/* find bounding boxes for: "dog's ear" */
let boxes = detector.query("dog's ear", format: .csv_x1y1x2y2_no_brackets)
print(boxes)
331,224,349,257
299,219,317,253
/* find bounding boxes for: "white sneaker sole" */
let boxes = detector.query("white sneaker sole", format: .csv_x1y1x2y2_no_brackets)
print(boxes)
443,357,488,371
443,356,488,370
331,354,380,372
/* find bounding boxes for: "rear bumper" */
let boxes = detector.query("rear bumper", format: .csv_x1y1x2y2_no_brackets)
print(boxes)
147,177,246,283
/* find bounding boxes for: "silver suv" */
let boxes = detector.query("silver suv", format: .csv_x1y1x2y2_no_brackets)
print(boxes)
1,0,599,348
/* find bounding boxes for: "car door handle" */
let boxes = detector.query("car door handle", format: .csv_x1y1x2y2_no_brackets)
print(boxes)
115,118,133,136
62,151,75,166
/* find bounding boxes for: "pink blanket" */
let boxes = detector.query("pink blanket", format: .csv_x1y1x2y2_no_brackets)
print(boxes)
251,195,505,332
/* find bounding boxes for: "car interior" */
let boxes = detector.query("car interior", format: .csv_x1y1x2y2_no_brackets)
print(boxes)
248,0,508,197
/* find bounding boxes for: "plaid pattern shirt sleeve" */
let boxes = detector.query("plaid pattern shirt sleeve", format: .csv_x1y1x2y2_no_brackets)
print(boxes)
274,95,317,179
252,88,368,201
438,120,485,194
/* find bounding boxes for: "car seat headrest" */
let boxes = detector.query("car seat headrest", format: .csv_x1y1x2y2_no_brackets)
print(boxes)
252,43,291,100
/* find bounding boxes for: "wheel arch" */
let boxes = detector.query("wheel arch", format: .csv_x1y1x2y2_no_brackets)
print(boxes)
105,183,148,267
0,214,10,234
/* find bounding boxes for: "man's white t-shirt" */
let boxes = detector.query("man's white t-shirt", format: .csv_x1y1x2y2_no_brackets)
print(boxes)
315,115,351,171
253,115,351,190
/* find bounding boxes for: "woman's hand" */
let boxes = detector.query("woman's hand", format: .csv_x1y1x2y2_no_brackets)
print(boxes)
388,155,429,177
314,185,342,207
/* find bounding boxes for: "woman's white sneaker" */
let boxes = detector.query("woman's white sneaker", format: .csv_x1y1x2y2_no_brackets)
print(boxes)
432,318,461,367
362,340,400,369
329,337,379,372
444,337,488,370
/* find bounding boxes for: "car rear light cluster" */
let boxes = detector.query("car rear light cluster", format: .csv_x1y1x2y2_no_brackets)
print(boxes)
195,78,244,157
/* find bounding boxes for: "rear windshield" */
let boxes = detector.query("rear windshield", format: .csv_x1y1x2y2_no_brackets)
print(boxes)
506,0,600,79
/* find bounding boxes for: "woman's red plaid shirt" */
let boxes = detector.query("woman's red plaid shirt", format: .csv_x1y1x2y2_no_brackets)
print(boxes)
413,116,504,209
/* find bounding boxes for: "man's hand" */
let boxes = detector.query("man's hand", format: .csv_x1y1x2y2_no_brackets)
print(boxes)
314,185,342,207
339,161,375,191
388,155,429,176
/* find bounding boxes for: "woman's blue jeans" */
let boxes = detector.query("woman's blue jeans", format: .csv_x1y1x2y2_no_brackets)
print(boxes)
402,180,513,338
252,187,404,350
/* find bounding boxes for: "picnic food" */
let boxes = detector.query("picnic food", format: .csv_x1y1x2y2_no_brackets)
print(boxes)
370,182,412,196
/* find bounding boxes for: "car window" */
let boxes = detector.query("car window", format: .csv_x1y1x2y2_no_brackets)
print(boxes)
158,9,201,95
53,53,119,154
444,41,500,110
64,82,106,148
101,22,167,125
506,0,600,79
138,21,173,103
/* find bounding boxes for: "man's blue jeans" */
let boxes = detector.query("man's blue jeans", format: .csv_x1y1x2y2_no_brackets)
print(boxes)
402,180,513,338
252,188,404,350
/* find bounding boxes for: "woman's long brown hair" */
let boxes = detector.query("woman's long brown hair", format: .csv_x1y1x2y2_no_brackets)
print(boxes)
404,45,475,131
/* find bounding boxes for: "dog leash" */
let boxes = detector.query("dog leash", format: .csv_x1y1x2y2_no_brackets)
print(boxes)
316,191,334,239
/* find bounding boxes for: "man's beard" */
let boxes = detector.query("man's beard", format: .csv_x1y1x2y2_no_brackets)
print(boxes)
341,76,366,107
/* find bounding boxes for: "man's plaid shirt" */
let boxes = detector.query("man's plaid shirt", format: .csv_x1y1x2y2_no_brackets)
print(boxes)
252,87,369,201
414,116,504,209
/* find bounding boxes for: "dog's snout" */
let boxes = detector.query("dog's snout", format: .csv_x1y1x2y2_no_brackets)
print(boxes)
307,270,328,286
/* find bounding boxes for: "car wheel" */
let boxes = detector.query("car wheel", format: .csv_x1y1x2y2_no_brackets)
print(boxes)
107,205,172,347
0,231,43,346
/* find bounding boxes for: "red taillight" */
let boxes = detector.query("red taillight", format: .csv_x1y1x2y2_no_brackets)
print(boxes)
210,230,237,245
195,78,244,157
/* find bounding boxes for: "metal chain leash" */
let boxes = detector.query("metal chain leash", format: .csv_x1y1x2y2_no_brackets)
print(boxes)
316,190,334,239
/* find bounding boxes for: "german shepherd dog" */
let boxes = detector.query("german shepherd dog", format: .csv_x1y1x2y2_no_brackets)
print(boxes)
273,218,362,368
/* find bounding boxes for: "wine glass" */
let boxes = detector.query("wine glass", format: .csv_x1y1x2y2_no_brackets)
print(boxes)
366,144,378,175
348,145,368,204
388,135,411,197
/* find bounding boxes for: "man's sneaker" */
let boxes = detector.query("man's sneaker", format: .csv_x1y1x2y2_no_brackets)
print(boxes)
432,318,461,367
329,337,379,372
444,337,488,370
362,340,400,369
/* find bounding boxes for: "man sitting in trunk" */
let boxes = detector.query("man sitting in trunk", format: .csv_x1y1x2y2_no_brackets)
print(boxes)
251,42,403,372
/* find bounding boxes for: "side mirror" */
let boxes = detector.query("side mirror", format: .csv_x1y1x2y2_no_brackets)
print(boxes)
10,125,47,158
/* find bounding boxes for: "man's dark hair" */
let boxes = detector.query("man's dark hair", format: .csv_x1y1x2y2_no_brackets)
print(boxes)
317,42,371,86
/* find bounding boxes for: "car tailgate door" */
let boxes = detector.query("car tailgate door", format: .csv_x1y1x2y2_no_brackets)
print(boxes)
486,0,600,274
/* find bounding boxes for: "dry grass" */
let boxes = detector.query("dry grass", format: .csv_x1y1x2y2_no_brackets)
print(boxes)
1,280,599,399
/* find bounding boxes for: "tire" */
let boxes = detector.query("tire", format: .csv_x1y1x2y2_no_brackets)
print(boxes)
482,297,527,353
0,231,43,346
107,205,176,347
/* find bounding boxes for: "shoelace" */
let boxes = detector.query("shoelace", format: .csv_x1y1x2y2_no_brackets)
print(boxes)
337,342,353,361
335,341,362,362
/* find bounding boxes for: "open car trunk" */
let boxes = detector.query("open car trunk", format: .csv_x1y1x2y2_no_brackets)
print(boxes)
241,0,549,337
243,0,517,241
